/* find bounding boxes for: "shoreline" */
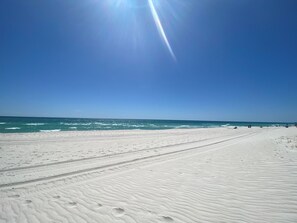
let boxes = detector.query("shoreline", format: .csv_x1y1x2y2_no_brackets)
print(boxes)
0,125,293,136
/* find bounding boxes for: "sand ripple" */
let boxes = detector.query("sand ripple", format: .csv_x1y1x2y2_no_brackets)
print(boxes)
0,128,297,222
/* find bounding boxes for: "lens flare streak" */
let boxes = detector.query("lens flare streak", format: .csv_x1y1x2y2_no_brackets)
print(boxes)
148,0,176,61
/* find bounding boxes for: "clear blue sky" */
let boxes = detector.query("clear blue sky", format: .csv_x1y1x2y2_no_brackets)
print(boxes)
0,0,296,122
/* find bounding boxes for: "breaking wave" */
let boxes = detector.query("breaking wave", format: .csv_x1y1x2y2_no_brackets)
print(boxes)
25,123,45,126
40,129,61,132
5,127,21,130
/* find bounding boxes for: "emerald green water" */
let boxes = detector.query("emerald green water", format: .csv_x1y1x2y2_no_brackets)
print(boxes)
0,116,293,133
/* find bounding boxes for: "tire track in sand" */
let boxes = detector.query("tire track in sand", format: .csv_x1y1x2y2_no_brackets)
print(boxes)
0,133,256,189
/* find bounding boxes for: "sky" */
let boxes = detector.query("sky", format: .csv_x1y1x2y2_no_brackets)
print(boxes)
0,0,297,122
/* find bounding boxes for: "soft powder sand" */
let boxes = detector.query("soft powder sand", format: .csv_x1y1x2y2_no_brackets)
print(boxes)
0,127,297,222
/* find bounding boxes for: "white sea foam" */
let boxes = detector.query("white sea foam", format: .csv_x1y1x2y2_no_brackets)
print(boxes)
25,123,45,126
0,122,6,124
61,122,92,126
5,127,21,130
40,129,61,132
60,122,76,126
179,125,191,128
111,123,123,126
94,122,110,126
130,124,146,128
69,127,77,129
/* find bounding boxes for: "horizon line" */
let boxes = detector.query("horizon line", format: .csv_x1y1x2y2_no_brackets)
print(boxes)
0,115,295,124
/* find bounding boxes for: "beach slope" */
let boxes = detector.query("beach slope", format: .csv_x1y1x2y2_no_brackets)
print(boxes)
0,127,297,223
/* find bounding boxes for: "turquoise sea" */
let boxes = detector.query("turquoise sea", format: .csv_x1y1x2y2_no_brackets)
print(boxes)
0,116,293,133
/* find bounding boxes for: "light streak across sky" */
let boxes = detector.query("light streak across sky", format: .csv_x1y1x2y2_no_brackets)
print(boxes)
148,0,176,61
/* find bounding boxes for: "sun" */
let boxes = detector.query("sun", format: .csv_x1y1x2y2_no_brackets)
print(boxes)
111,0,148,9
109,0,176,61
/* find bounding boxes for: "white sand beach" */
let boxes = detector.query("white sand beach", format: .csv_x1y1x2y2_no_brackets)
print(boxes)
0,127,297,223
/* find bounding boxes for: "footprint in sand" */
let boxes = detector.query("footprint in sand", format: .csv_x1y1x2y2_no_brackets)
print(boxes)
25,200,32,204
53,195,61,199
8,194,20,198
146,210,157,216
94,203,103,210
161,216,174,222
112,207,125,217
67,201,77,207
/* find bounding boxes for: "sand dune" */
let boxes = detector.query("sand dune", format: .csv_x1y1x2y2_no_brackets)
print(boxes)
0,127,297,222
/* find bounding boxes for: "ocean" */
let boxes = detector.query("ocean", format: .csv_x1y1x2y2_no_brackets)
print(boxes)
0,116,292,133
